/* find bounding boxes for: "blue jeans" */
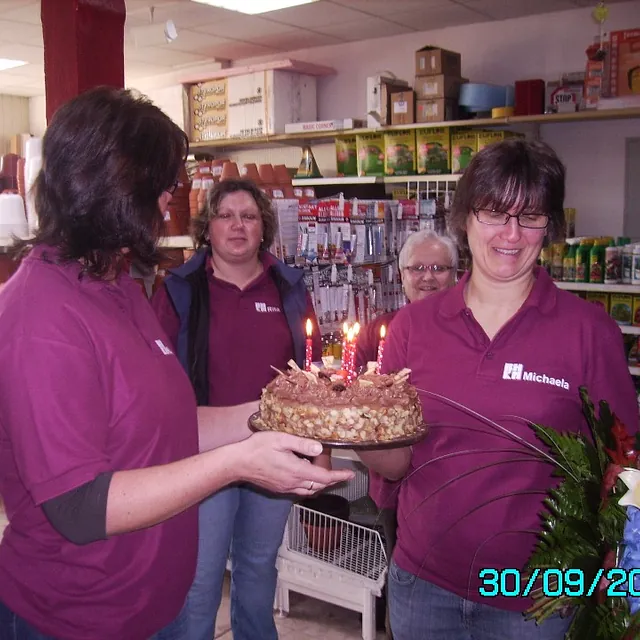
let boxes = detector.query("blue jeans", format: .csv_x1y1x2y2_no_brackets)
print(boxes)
186,485,292,640
0,598,187,640
388,561,572,640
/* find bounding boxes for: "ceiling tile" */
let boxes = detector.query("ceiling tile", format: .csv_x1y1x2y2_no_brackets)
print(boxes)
251,29,344,50
317,16,414,41
163,29,231,52
193,15,299,39
0,20,42,46
0,42,42,64
126,2,231,29
329,0,452,17
1,2,40,25
457,0,576,20
125,44,211,66
391,3,489,30
261,0,369,28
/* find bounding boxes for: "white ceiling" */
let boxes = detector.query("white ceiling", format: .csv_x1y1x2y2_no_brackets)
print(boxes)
0,0,634,97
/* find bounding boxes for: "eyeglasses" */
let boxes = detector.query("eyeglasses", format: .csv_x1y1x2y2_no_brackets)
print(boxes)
213,211,261,224
403,264,455,275
472,208,549,229
166,181,179,195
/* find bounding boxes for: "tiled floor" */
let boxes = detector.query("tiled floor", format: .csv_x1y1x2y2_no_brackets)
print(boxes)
214,575,388,640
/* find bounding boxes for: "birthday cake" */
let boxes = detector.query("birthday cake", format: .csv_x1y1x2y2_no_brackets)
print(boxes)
258,360,423,443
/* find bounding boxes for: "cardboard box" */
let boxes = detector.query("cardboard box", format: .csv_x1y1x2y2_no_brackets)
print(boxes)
366,75,410,127
415,46,461,77
416,99,457,123
284,118,363,134
609,29,640,97
384,130,416,176
415,74,464,100
633,296,640,326
451,130,478,173
416,127,451,175
335,136,358,177
611,293,634,325
477,130,513,153
390,91,415,125
356,132,385,177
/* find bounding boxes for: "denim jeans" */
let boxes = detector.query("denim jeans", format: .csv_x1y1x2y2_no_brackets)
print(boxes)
185,484,292,640
387,561,572,640
0,598,187,640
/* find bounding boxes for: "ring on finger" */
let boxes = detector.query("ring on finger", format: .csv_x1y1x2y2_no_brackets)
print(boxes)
308,480,314,491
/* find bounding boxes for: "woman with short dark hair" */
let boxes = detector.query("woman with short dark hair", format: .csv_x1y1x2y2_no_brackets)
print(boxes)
357,139,638,640
0,87,351,640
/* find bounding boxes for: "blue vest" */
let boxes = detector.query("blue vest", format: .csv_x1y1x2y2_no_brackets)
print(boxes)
164,249,309,383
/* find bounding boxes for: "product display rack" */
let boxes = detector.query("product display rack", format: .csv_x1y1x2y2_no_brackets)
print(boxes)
188,106,640,152
291,175,462,187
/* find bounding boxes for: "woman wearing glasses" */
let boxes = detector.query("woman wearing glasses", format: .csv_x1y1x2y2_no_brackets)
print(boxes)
357,140,638,639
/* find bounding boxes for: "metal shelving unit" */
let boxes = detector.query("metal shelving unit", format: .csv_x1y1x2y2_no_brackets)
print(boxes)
555,282,640,294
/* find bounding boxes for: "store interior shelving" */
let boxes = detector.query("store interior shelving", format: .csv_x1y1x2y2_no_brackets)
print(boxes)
188,106,640,152
291,174,462,187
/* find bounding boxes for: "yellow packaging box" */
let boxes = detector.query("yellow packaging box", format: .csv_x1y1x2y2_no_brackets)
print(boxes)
586,292,610,314
611,293,633,326
384,130,416,176
451,130,478,173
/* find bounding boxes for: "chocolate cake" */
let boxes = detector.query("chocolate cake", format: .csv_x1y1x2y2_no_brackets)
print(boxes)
258,360,423,443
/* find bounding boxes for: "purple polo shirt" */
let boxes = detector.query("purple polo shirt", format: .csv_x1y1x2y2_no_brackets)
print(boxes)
382,267,638,612
0,245,198,639
152,252,321,406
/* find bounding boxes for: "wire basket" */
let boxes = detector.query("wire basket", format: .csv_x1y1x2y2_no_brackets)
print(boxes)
285,503,387,583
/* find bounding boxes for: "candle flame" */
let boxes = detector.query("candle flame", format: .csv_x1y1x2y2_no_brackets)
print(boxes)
353,322,361,336
380,324,386,339
342,321,349,335
347,327,354,341
306,318,313,337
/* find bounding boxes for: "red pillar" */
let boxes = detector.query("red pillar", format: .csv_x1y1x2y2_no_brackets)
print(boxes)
41,0,126,123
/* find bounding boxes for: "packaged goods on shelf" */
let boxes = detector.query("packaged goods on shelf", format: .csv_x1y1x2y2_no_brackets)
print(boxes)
415,46,462,77
416,98,458,122
356,133,385,177
633,296,640,327
335,136,358,177
416,127,451,174
187,70,317,141
366,75,410,127
384,130,416,176
390,91,416,125
586,292,610,313
284,118,363,134
451,130,478,173
611,293,633,325
272,199,299,265
609,29,640,98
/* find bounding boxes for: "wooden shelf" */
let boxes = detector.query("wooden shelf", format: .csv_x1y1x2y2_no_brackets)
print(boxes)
555,282,640,294
189,107,640,151
291,174,462,186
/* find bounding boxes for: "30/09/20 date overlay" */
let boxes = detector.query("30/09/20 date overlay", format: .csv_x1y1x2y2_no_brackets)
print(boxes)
478,568,640,598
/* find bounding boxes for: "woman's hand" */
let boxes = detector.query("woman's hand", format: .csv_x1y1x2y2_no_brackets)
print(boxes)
234,432,353,495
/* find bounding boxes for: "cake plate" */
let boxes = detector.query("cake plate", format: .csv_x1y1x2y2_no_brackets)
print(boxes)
248,412,428,450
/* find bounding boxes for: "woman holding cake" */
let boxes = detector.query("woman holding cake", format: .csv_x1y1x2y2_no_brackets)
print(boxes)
152,177,329,640
358,139,638,640
0,89,352,640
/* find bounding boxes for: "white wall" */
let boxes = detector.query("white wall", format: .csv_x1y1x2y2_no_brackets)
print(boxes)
27,1,640,236
0,94,31,154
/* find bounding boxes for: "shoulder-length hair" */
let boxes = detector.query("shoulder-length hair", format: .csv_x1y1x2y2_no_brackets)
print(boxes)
191,178,277,251
24,86,188,278
448,139,566,254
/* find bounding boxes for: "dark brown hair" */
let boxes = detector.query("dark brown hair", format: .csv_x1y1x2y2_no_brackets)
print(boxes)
192,178,277,251
23,86,188,277
448,138,566,253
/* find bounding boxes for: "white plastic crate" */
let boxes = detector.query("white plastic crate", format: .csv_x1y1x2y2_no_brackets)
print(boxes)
275,462,387,640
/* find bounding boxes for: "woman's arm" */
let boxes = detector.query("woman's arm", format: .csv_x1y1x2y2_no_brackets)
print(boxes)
106,432,355,536
197,402,257,451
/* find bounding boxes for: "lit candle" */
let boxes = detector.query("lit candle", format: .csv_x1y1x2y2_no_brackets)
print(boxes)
305,318,313,371
341,321,349,370
351,322,360,375
346,327,355,380
376,324,386,374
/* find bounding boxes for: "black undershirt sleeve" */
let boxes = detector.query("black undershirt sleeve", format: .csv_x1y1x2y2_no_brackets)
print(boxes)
41,472,114,545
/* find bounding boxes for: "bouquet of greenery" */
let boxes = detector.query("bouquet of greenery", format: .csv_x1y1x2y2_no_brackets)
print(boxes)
525,387,640,639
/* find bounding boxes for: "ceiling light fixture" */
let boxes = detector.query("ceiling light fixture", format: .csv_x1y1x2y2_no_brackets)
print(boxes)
190,0,318,15
130,6,178,47
0,59,27,72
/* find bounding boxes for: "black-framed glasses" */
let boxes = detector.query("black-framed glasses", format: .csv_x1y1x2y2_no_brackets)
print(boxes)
404,264,455,275
472,208,549,229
